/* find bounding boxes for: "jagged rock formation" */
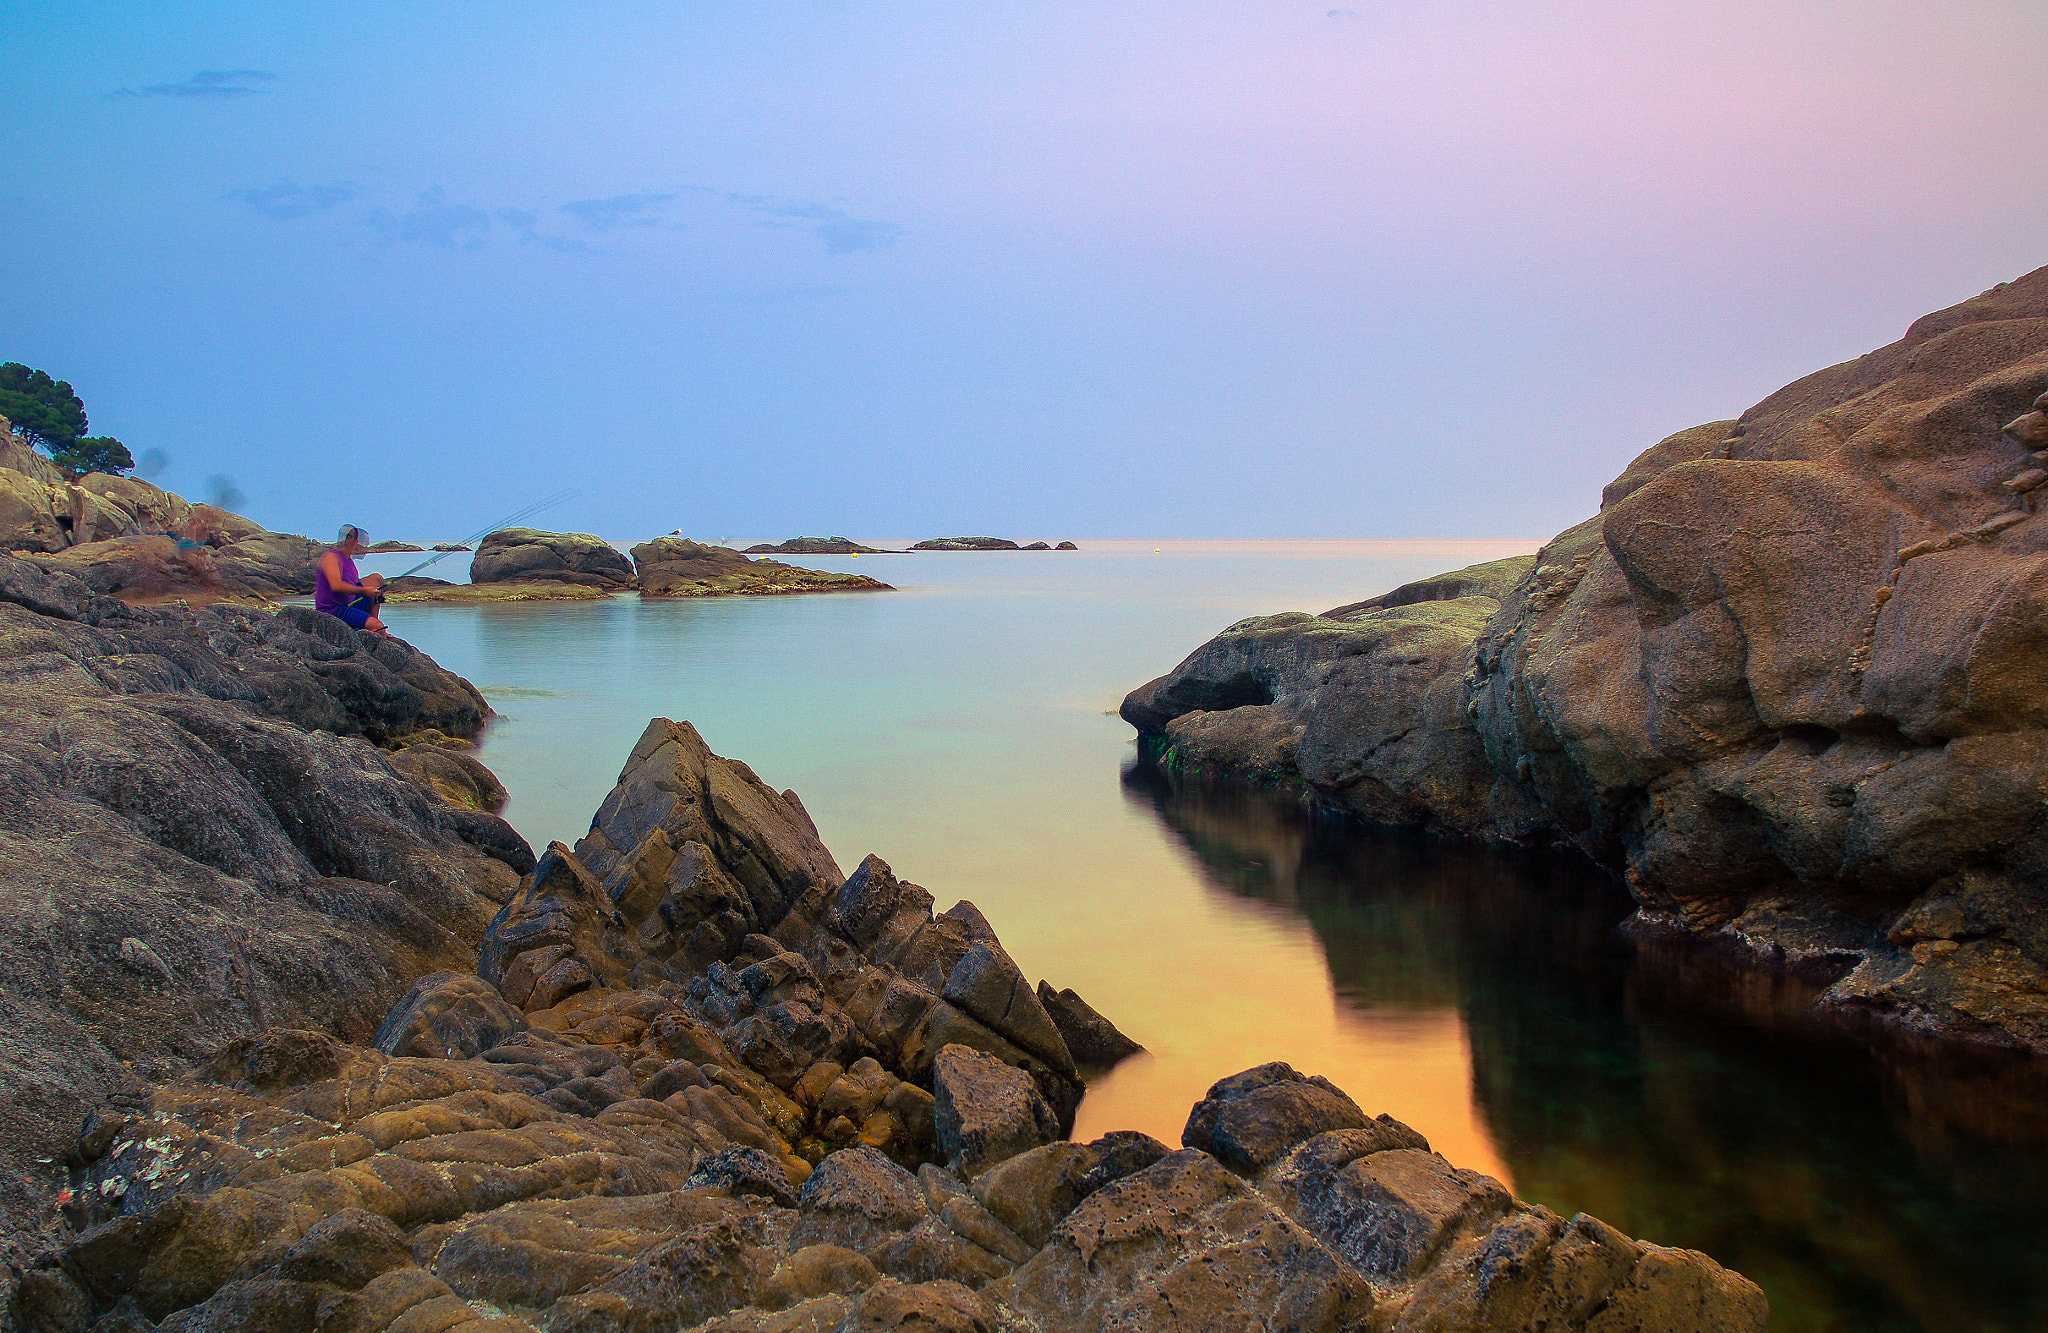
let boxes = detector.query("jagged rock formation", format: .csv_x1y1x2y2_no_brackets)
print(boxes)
630,539,891,597
1,418,326,600
0,552,531,1295
470,530,637,589
7,701,1765,1329
742,538,892,555
1125,264,2048,1053
911,537,1020,551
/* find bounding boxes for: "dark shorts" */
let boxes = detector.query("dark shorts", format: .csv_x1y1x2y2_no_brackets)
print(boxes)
332,603,373,629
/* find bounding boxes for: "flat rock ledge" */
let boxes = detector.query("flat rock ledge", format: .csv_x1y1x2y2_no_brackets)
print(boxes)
5,708,1763,1332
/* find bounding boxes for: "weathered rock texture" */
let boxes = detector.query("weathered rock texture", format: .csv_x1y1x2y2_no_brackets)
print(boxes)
1,674,1761,1330
2,417,326,599
470,530,637,589
1126,263,2048,1053
631,539,891,597
15,1039,1765,1332
0,552,529,1298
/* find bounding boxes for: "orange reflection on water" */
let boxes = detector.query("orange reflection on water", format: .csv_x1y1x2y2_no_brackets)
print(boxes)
1075,1000,1511,1188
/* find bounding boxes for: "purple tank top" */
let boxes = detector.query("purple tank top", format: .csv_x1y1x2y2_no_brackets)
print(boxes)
314,549,360,615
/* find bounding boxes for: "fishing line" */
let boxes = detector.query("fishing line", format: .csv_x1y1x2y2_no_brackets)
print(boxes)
391,488,582,580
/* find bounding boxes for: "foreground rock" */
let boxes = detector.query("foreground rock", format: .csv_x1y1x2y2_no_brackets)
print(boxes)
2,418,327,599
911,537,1020,551
744,537,894,555
470,528,637,589
632,538,892,597
1126,262,2048,1054
1,685,1761,1329
0,552,529,1289
17,1041,1765,1332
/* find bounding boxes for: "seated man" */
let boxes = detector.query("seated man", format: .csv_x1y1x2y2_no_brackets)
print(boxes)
314,524,388,633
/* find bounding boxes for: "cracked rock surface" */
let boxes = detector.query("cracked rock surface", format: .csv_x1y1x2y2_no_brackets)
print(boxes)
1125,262,2048,1054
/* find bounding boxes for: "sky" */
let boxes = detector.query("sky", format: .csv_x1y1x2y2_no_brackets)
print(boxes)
6,0,2047,541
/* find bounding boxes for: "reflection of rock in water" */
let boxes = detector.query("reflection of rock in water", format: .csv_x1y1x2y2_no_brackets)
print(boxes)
1122,761,2048,1333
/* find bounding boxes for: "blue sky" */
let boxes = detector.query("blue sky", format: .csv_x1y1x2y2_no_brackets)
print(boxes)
6,0,2046,540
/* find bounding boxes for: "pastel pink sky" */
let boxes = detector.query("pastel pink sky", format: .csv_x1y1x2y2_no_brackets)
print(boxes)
7,0,2044,539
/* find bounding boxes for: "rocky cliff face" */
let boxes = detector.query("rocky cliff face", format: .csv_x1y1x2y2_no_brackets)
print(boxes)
1125,264,2048,1055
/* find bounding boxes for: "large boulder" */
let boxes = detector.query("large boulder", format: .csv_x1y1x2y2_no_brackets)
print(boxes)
1182,1061,1373,1173
1124,262,2048,1054
470,527,636,588
371,971,527,1060
931,1045,1059,1179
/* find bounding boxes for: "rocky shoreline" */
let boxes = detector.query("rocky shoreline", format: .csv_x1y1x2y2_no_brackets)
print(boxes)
0,546,1763,1330
1124,263,2048,1058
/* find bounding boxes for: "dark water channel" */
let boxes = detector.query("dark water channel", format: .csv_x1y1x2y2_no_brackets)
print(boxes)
1122,765,2048,1333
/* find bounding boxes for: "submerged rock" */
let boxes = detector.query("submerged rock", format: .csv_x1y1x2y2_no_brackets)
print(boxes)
1125,262,2048,1055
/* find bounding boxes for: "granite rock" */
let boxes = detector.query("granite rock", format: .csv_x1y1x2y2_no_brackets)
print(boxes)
1124,262,2048,1053
471,528,636,588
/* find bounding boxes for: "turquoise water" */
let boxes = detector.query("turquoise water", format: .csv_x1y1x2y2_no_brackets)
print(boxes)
357,540,2048,1333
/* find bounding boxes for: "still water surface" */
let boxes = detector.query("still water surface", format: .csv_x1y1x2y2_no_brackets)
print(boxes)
358,539,2048,1333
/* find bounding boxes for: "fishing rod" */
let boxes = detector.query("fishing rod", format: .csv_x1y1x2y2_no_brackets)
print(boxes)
391,488,582,580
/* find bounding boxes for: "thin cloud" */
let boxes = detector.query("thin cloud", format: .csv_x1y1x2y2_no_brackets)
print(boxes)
497,207,599,253
368,191,491,250
109,70,276,100
731,196,904,255
222,180,357,220
559,193,674,231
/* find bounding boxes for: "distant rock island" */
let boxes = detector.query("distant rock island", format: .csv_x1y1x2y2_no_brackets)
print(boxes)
363,539,424,552
745,536,894,554
1125,261,2048,1056
912,537,1079,550
633,537,891,597
387,531,894,602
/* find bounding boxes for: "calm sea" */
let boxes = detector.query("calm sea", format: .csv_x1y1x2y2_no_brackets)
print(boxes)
352,538,2048,1333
